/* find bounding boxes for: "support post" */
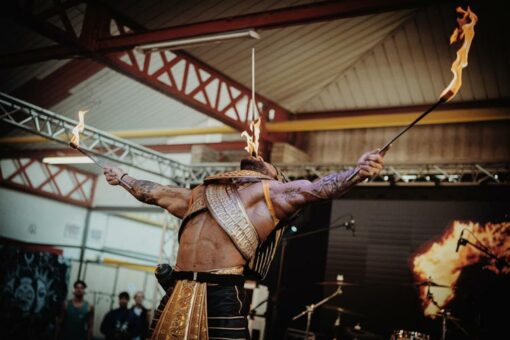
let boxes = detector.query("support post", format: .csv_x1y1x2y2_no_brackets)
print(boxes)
77,208,92,280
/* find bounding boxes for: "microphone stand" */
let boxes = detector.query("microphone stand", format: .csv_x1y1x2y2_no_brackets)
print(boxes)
292,285,343,339
458,238,509,272
272,215,354,338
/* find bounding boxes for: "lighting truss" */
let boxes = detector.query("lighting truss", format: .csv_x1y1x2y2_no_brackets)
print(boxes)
1,92,507,187
0,92,237,186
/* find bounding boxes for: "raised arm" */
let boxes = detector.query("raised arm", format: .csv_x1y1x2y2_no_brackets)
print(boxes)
103,166,191,219
270,150,385,218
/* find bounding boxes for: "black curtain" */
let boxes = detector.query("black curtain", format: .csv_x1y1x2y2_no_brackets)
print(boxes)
264,200,334,339
324,186,510,340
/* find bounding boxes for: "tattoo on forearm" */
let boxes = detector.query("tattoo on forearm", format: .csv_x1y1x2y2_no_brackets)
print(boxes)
309,168,358,199
130,180,161,205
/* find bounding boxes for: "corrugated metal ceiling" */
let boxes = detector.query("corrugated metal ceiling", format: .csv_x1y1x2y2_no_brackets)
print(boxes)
0,0,507,139
299,4,510,112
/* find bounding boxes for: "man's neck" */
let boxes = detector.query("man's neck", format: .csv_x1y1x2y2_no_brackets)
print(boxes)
73,296,84,303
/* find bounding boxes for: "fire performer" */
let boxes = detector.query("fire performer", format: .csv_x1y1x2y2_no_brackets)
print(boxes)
78,6,474,339
103,132,384,340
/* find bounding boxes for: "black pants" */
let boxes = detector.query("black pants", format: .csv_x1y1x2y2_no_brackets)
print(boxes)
207,284,250,340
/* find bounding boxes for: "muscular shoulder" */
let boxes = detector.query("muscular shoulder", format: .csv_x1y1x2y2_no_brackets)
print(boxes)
268,179,313,219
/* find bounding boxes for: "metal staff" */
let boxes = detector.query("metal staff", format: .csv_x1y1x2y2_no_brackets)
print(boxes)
69,142,133,190
346,97,446,181
346,5,477,182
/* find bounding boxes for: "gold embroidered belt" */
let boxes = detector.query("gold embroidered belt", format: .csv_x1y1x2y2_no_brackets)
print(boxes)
150,267,244,340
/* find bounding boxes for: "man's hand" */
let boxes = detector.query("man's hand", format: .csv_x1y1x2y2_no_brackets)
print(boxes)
356,149,385,180
103,166,125,186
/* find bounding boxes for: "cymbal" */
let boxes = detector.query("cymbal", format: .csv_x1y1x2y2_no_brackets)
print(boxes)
323,304,363,317
412,280,454,289
315,281,359,286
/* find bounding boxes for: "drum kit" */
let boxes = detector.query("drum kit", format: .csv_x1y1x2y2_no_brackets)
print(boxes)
292,276,466,340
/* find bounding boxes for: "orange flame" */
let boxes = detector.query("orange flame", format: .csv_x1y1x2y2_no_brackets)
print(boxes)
440,6,478,102
70,110,88,147
412,221,510,316
241,117,261,158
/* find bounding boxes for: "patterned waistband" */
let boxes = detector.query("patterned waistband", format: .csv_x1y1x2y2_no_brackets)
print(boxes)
208,266,244,275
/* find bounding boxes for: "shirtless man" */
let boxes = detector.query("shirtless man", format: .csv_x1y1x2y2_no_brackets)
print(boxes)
104,150,384,339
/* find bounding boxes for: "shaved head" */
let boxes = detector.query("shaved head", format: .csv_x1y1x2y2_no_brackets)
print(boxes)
240,157,277,179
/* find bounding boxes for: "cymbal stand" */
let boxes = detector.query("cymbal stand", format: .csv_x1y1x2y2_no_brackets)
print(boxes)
425,281,447,340
426,278,469,340
292,285,343,339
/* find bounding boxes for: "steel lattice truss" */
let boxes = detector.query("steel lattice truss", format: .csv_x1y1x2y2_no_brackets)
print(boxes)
0,92,239,186
0,157,97,207
278,163,509,186
1,92,508,187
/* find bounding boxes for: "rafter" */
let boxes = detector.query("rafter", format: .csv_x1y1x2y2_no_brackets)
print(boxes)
6,0,289,141
96,0,440,53
0,158,98,207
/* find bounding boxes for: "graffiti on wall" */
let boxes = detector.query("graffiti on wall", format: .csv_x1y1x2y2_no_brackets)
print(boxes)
0,243,71,339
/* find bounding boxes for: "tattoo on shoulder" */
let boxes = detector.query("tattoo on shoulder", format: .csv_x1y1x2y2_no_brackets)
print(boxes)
283,187,303,201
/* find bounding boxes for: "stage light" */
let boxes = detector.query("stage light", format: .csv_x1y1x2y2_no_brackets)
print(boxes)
135,29,260,53
402,175,417,182
42,156,94,164
290,226,298,233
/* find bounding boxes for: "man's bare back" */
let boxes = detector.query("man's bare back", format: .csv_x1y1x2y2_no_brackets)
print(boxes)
104,150,384,271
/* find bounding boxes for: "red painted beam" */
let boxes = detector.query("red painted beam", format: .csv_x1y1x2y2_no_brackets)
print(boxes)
11,1,290,141
97,0,440,52
1,0,441,67
0,158,98,208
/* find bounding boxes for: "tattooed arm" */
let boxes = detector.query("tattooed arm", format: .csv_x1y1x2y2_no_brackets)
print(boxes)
103,166,191,218
270,150,384,219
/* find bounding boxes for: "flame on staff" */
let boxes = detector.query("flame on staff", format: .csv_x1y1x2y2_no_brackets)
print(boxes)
412,221,510,316
440,6,478,102
241,117,261,158
70,110,88,147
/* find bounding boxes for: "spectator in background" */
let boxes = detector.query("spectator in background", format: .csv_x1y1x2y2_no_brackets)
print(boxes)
100,291,131,340
56,280,94,340
129,291,150,340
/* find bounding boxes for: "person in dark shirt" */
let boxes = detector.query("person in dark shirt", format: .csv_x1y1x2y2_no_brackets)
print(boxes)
100,292,131,340
56,280,94,340
129,291,150,340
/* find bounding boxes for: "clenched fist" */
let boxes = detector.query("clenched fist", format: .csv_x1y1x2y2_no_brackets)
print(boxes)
104,165,126,186
357,149,385,180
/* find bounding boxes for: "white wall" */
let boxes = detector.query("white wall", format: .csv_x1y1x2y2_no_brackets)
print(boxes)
0,187,88,247
0,187,177,263
1,187,176,338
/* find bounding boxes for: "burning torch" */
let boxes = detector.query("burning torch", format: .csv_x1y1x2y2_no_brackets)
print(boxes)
347,6,478,181
69,110,132,189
